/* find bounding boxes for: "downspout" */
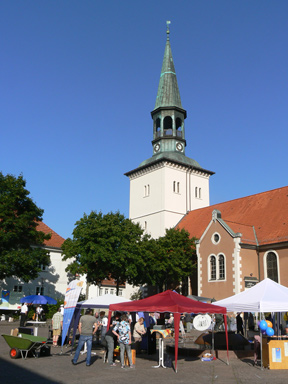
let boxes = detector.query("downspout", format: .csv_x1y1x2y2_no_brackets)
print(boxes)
253,226,260,281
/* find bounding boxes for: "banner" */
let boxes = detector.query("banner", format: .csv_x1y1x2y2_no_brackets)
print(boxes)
61,280,83,346
1,290,10,304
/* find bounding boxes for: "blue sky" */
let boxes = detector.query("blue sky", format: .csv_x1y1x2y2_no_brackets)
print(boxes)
1,1,287,239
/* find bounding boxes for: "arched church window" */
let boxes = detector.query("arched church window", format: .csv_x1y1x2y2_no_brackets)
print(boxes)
218,254,225,280
210,256,216,280
164,116,172,136
176,117,182,138
173,181,176,192
266,252,279,283
156,118,161,138
195,187,198,198
177,182,180,193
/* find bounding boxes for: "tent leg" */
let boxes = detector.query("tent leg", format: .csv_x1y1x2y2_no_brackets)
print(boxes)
260,314,263,370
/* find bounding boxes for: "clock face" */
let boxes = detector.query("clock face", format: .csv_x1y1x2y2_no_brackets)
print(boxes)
154,143,160,153
176,142,183,152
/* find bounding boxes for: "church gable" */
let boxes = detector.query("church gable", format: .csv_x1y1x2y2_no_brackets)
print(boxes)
198,213,240,299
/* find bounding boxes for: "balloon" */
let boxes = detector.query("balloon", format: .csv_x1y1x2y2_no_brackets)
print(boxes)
259,320,268,331
266,320,273,328
266,327,274,337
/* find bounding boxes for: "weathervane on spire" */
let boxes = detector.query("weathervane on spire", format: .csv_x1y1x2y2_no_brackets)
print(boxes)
166,20,171,40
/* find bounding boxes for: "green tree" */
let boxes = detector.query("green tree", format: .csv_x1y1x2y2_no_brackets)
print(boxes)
139,228,197,293
0,172,51,281
62,211,145,295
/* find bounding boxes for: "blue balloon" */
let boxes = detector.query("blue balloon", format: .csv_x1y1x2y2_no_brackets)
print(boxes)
259,320,268,331
266,327,274,336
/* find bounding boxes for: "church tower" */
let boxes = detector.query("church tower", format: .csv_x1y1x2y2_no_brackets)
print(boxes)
125,22,214,238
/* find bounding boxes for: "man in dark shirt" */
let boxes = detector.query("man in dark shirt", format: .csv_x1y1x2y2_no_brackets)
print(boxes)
72,309,98,366
104,312,121,366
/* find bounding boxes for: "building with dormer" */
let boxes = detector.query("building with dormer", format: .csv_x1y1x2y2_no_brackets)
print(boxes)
177,186,288,299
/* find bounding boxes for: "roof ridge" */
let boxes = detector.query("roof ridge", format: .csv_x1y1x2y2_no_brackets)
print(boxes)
200,185,288,212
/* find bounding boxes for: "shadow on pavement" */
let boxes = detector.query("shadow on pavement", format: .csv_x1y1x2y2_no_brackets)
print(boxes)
0,356,62,384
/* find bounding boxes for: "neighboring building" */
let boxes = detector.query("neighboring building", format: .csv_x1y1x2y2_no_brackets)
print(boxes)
0,222,136,309
177,186,288,300
125,23,214,238
0,222,69,310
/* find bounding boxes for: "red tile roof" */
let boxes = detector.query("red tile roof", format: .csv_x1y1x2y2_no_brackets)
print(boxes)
36,221,65,248
177,186,288,246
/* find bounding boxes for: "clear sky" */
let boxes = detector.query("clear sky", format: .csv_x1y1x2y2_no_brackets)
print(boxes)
1,1,287,240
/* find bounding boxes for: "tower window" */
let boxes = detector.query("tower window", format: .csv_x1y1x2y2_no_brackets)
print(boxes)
155,118,161,138
195,187,201,199
144,185,150,197
164,116,172,136
176,117,182,138
173,181,180,193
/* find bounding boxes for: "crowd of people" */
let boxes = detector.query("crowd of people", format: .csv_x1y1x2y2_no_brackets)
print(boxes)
72,309,148,368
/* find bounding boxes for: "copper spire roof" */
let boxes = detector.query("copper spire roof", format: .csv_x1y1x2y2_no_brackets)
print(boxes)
154,22,182,110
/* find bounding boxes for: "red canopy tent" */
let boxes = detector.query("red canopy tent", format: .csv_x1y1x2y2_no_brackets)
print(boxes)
108,290,228,372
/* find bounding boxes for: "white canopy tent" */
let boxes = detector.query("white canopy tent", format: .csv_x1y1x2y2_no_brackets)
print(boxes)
213,278,288,313
77,294,131,308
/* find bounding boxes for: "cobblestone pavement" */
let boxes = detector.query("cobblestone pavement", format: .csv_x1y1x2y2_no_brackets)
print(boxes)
0,321,287,384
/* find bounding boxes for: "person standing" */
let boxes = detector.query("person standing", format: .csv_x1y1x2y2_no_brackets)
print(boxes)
52,308,63,347
104,312,120,366
20,303,28,327
133,317,146,354
113,314,134,369
72,308,98,366
99,311,108,344
36,305,44,321
236,313,244,335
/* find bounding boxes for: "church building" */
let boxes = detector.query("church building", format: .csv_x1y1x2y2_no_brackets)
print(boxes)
126,23,288,300
125,23,214,238
177,186,288,300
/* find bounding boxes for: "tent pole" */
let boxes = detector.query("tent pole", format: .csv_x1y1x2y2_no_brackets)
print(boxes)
260,312,263,370
224,315,229,365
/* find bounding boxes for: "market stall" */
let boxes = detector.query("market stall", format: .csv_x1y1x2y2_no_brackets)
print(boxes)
108,290,228,372
213,278,288,369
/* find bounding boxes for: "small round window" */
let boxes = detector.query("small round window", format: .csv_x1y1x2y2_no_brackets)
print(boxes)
212,233,220,244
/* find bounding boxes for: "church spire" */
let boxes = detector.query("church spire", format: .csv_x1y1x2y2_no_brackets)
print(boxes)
154,21,183,110
151,22,187,158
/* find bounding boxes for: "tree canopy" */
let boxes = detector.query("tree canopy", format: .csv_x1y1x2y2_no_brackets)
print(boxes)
0,172,51,282
138,228,197,293
62,211,197,295
62,211,145,294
